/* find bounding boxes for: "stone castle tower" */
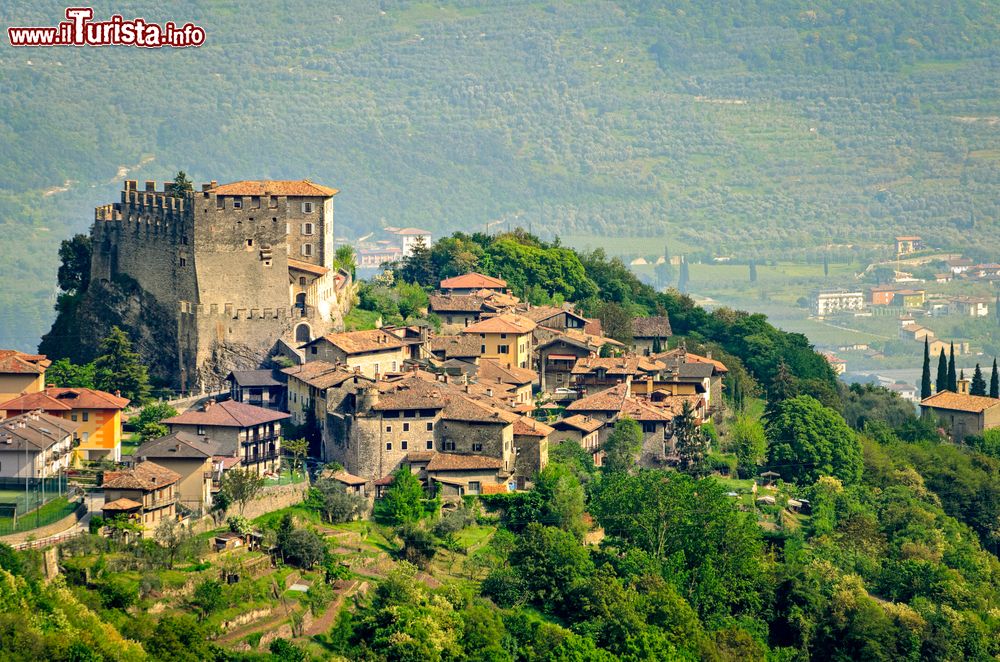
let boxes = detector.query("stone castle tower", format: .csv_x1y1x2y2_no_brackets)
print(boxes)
89,178,352,391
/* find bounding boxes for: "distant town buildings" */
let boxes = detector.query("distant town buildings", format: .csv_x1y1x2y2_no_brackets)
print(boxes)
895,235,923,255
811,289,865,318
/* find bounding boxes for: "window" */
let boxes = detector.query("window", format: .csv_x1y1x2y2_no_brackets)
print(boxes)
426,440,433,450
391,362,397,372
426,422,433,431
197,426,205,435
500,333,507,339
468,481,481,493
179,256,187,267
497,345,509,354
250,196,260,209
301,243,314,257
310,346,317,355
444,440,456,451
386,425,392,432
247,238,254,247
298,276,307,286
269,195,278,208
401,440,408,450
302,202,314,213
181,235,188,245
446,316,453,324
82,412,89,422
403,423,409,432
481,345,486,354
472,442,483,452
233,198,242,209
82,432,89,443
385,442,392,451
642,422,656,433
71,414,78,422
216,196,224,209
302,222,314,235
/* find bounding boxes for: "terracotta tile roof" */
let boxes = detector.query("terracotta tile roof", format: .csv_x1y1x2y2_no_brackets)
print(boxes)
513,417,554,437
211,180,338,197
566,383,630,412
920,391,1000,414
163,399,289,428
440,272,507,290
571,356,663,376
428,294,487,313
631,316,673,338
426,452,503,471
1,387,129,412
429,334,482,358
393,227,431,235
442,396,519,424
102,498,142,511
373,379,450,411
0,411,78,452
103,461,180,491
282,361,369,390
478,358,536,385
227,370,283,387
287,258,330,276
519,305,576,323
308,329,405,355
462,313,536,335
652,349,728,374
0,350,50,375
327,470,367,486
553,414,604,433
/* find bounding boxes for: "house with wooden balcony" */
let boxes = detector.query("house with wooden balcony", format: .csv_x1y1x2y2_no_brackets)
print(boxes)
133,431,222,514
225,370,287,411
101,461,181,536
162,399,289,476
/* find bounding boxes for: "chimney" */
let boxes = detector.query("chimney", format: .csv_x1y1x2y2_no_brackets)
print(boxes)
958,378,971,395
115,390,121,398
46,383,55,389
203,399,215,411
210,180,218,188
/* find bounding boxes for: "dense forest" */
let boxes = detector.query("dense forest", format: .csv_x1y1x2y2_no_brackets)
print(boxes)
2,0,998,349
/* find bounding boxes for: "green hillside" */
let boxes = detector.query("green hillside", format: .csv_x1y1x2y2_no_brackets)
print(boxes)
2,0,998,349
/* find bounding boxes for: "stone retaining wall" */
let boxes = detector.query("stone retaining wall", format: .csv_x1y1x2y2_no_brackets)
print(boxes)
0,501,85,547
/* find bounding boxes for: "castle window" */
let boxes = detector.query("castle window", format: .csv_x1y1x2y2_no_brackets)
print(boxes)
216,196,224,209
385,442,392,451
302,202,314,214
250,196,260,209
426,440,433,449
444,440,456,451
301,243,314,257
233,198,243,209
401,440,408,450
386,425,392,432
403,423,409,432
427,422,433,431
472,442,483,452
181,235,188,245
269,196,278,208
247,239,254,247
302,223,314,236
179,257,187,267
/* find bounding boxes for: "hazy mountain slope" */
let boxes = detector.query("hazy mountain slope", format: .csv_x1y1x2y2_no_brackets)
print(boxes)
1,0,997,349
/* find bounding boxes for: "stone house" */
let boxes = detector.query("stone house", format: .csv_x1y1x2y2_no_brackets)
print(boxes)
920,381,1000,441
0,411,77,479
425,452,506,497
477,358,536,407
429,294,493,334
534,328,618,393
570,356,664,396
519,305,590,332
550,414,604,466
133,431,218,514
0,350,50,412
162,399,288,475
462,314,536,370
101,461,180,536
513,417,553,487
0,387,129,462
302,329,407,378
631,316,673,355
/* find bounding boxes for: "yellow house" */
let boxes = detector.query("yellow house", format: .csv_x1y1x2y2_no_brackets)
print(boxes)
0,387,129,462
0,350,50,412
462,313,537,370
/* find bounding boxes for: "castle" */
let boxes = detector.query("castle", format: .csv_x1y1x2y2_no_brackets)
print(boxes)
89,178,353,391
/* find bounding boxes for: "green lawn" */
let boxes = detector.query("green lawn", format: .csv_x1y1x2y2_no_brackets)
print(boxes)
0,496,76,534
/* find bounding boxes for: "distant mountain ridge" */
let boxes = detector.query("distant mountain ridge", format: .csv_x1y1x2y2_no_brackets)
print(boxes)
1,0,998,349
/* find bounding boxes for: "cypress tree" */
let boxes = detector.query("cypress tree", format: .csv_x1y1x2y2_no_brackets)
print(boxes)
948,343,957,392
749,260,757,284
920,337,932,400
991,358,999,398
936,349,949,393
823,254,829,277
971,364,987,396
678,259,690,293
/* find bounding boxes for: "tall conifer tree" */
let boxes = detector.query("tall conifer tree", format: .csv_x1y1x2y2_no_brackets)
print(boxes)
948,343,957,392
936,349,948,393
971,364,987,396
920,338,932,399
992,358,999,399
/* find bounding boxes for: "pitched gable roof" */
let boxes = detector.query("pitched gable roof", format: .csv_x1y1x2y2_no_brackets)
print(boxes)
462,313,536,335
134,430,222,459
513,417,554,437
103,461,180,491
428,294,487,313
426,452,503,471
227,370,283,387
306,329,405,354
553,414,604,433
0,350,50,375
162,399,289,428
0,387,129,412
211,180,338,197
632,315,673,338
920,391,1000,414
0,411,78,452
440,273,507,290
478,358,536,386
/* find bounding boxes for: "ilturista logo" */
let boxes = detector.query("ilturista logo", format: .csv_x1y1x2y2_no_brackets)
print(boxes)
7,7,206,48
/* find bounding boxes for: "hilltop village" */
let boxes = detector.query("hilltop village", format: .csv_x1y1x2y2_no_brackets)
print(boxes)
2,177,1000,660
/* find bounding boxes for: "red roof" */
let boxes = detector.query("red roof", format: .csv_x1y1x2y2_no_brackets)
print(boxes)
440,273,507,290
163,399,289,428
211,180,338,197
0,350,50,375
0,387,129,412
